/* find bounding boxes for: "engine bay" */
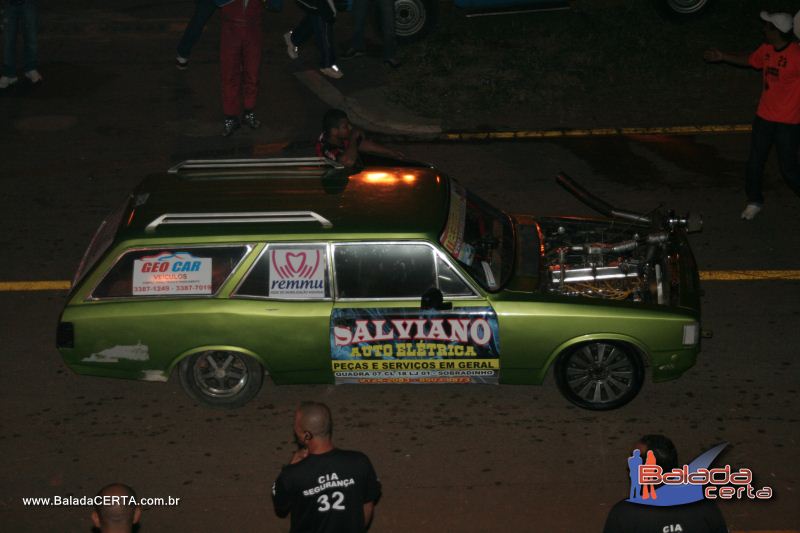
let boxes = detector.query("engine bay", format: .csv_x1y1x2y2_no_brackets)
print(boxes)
537,217,670,303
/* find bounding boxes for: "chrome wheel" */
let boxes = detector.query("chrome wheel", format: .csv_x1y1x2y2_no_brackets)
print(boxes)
179,350,264,408
555,342,644,410
193,351,248,398
394,0,427,38
665,0,709,15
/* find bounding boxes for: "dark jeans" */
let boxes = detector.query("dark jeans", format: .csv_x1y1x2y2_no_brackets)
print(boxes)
350,0,397,60
176,0,217,58
2,0,38,76
745,116,800,204
291,12,336,68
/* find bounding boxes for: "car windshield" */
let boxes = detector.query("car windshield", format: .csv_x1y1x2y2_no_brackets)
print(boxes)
439,179,514,291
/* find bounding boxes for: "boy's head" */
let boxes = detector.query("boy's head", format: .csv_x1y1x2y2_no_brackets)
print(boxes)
323,109,352,143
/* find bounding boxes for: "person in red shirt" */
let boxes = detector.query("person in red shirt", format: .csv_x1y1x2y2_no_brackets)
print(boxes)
705,11,800,220
220,0,263,137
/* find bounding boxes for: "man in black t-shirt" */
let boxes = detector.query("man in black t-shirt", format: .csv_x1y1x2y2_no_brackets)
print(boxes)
272,402,381,533
603,435,728,533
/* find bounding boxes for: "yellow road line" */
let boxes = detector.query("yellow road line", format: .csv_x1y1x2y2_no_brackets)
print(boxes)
1,270,799,292
0,281,71,291
440,124,752,141
700,270,800,281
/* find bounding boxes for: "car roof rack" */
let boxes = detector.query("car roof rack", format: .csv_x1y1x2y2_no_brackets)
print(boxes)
167,157,344,175
145,211,334,233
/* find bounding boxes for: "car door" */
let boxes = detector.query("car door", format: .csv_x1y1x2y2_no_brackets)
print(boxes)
232,242,333,383
330,241,502,384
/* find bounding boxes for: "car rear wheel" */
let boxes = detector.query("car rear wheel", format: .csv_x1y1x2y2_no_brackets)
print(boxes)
554,342,644,410
179,350,264,409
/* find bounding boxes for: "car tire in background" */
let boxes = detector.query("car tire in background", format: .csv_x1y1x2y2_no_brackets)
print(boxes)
554,341,644,411
656,0,714,19
179,350,264,409
392,0,439,43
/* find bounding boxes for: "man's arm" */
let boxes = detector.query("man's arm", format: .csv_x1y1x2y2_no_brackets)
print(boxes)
703,48,752,67
360,138,405,160
363,501,375,529
339,130,364,167
271,473,292,518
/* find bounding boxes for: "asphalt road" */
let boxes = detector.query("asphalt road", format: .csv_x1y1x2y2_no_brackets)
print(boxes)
2,3,800,532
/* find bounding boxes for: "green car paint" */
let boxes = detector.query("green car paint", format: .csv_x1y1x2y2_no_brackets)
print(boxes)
57,158,702,410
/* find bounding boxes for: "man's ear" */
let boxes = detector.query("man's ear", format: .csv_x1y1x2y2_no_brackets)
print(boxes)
91,511,101,528
133,506,142,524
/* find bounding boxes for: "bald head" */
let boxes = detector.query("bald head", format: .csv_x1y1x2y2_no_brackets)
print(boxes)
92,483,140,531
297,402,333,438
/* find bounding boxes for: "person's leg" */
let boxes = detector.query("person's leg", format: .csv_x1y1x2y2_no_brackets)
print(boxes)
2,3,21,78
773,122,800,198
349,0,369,52
376,0,397,61
311,14,335,68
241,22,263,126
177,0,217,58
220,22,244,118
292,14,314,46
21,0,39,74
744,116,776,205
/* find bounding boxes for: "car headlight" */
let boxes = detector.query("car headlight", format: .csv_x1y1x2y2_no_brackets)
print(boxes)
682,323,700,345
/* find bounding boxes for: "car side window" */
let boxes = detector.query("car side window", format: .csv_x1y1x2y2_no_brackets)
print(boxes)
334,243,476,299
436,255,474,296
236,244,330,299
92,246,248,299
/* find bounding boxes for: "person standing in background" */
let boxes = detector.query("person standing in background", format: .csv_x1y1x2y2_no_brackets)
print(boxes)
1,0,42,89
220,0,264,136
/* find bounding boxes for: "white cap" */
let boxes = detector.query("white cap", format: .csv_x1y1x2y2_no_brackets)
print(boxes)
760,11,793,34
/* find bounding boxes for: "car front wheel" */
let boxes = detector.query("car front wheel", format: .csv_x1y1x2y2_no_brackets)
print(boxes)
179,350,264,409
554,342,644,410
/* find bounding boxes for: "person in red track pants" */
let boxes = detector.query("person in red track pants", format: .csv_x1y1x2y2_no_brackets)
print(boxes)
220,0,263,137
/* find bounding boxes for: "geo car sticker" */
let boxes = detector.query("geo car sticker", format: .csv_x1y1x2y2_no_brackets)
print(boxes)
133,251,212,295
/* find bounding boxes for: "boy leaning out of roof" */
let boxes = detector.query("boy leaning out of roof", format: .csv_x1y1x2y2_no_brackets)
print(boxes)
316,109,405,167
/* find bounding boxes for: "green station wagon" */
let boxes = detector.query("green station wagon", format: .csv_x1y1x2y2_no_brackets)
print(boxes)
57,157,703,410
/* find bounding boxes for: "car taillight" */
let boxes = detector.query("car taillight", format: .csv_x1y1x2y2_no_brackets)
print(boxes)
57,322,74,348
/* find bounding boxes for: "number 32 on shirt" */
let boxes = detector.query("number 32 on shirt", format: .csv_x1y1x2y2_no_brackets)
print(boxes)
317,491,345,512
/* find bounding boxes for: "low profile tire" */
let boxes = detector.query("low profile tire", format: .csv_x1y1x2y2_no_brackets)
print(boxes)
655,0,714,19
392,0,439,44
179,351,264,409
554,342,644,411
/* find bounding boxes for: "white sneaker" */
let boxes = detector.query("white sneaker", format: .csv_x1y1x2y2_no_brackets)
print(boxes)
283,32,298,59
740,203,762,220
24,70,42,83
0,75,18,89
320,65,343,79
176,55,189,70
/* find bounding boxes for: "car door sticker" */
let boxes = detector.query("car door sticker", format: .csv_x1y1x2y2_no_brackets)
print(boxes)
330,307,500,384
268,248,326,298
132,251,212,295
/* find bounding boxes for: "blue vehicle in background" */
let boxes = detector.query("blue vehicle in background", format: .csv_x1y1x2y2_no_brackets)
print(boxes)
348,0,714,43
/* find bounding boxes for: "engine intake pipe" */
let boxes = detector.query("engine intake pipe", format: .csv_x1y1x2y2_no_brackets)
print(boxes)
556,172,652,225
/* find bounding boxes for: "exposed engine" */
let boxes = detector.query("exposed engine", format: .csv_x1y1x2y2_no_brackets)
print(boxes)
538,218,668,303
536,173,702,304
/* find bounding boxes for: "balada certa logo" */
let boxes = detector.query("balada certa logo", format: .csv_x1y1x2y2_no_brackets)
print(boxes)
628,443,772,507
